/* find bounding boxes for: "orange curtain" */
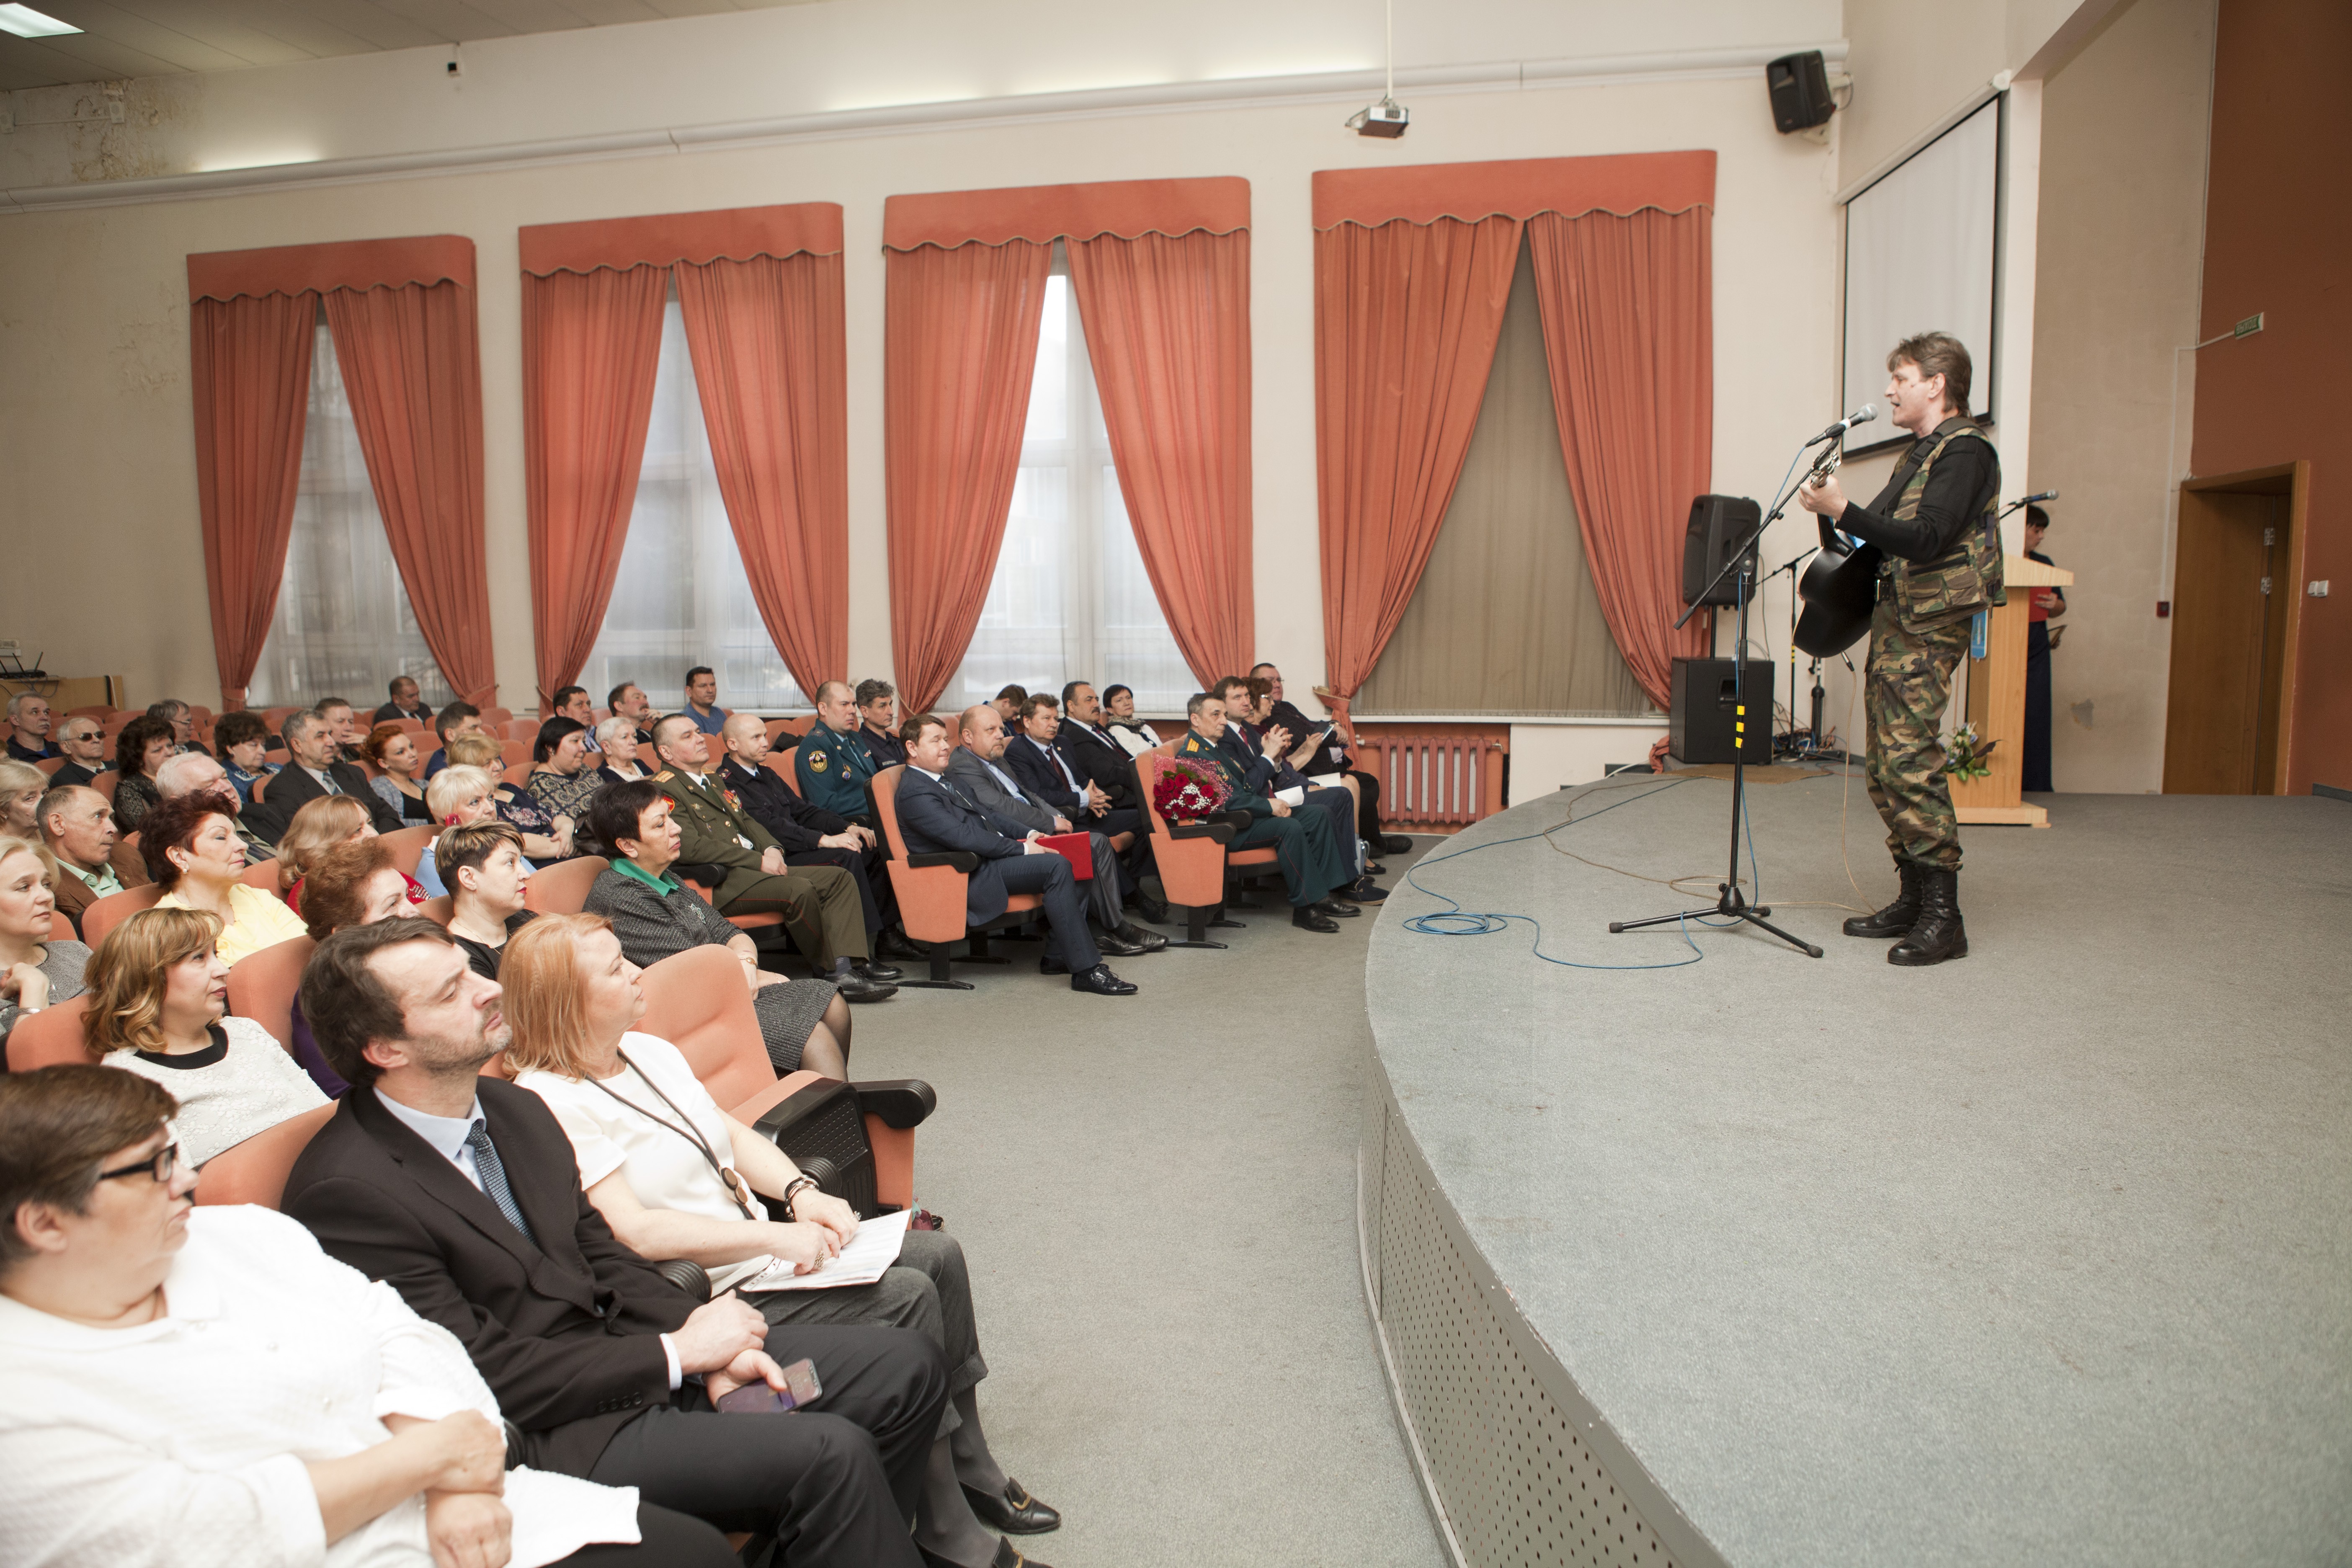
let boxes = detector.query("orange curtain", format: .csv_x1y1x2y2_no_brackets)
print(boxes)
1526,208,1714,708
1067,228,1254,687
1313,214,1522,696
675,252,848,699
883,239,1053,712
321,281,498,707
521,265,669,709
189,292,317,710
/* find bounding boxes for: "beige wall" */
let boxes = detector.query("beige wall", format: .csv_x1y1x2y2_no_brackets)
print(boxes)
2025,0,2217,791
0,13,1845,717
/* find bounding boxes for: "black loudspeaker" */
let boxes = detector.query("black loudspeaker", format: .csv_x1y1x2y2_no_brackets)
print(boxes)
1669,658,1773,766
1767,51,1834,133
1682,495,1760,607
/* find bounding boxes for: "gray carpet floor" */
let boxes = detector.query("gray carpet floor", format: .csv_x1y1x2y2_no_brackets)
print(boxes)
1367,776,2352,1566
844,854,1448,1568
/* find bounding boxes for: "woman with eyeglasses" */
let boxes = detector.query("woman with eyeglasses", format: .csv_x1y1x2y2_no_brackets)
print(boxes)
0,1064,728,1568
85,905,325,1168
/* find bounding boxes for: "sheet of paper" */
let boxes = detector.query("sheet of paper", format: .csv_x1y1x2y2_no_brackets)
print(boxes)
736,1209,912,1294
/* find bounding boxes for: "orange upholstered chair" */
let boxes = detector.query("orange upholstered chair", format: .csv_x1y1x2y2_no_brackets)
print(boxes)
637,944,932,1217
80,883,164,948
415,895,454,924
765,716,816,745
760,752,804,795
5,995,93,1071
481,707,515,729
501,761,535,790
239,858,283,895
262,706,301,735
194,1103,338,1208
499,739,533,771
224,934,315,1052
503,720,539,742
1136,745,1274,948
47,910,75,942
379,825,435,877
523,855,607,915
93,770,121,803
866,764,1040,989
35,756,66,777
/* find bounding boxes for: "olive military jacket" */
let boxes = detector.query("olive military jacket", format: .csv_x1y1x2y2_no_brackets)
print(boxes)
648,767,784,908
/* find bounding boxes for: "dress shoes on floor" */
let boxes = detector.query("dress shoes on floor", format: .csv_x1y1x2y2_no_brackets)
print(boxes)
1068,963,1137,995
1336,877,1387,903
1093,927,1151,958
920,1537,1053,1568
1114,922,1167,953
1124,888,1172,926
1312,898,1362,918
1381,833,1414,856
1292,906,1340,933
854,959,904,983
834,971,898,1003
963,1479,1061,1535
876,927,927,962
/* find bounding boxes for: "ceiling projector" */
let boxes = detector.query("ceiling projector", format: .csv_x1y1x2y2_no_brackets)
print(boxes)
1347,98,1410,138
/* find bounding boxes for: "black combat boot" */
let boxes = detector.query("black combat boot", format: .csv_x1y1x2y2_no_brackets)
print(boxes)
1888,868,1967,965
1843,859,1922,938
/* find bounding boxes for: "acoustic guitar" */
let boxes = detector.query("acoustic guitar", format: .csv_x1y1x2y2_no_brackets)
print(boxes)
1792,444,1880,657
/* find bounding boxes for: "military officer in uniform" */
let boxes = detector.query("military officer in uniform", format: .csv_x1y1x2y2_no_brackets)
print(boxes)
1800,330,2004,967
1173,693,1356,933
1214,675,1378,903
646,714,899,1001
795,680,881,823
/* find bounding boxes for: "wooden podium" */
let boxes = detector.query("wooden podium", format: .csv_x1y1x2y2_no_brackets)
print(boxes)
1953,555,2073,827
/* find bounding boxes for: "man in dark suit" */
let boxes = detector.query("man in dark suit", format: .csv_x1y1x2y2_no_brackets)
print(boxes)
1173,692,1354,933
716,711,920,963
1214,676,1378,903
1252,661,1409,855
944,708,1163,959
282,918,948,1565
248,707,404,840
895,713,1137,995
373,673,435,725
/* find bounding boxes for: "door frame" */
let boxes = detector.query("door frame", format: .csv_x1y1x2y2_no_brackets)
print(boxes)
2166,461,2308,794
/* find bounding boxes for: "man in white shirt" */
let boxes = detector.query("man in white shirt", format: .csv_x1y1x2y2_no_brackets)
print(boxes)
250,709,402,840
281,918,949,1566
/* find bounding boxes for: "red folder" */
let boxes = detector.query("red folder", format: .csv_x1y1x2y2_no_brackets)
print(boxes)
1038,833,1094,879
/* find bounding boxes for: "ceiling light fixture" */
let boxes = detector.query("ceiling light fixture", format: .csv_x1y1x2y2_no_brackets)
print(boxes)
1344,0,1408,138
0,3,83,38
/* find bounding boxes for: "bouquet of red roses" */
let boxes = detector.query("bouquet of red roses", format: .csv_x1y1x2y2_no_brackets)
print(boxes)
1152,756,1233,823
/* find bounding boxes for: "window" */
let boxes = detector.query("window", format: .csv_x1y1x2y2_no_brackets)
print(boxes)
248,312,450,712
948,256,1194,714
579,289,812,715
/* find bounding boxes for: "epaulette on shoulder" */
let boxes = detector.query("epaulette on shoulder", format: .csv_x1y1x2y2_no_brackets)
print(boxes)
652,770,674,782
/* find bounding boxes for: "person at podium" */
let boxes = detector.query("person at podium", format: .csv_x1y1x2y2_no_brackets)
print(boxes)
2022,504,2066,794
1797,331,2004,968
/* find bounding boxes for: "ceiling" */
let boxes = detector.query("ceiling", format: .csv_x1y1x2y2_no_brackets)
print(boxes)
0,0,825,91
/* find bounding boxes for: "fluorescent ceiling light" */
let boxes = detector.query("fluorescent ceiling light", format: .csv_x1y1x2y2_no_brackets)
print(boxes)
0,4,82,38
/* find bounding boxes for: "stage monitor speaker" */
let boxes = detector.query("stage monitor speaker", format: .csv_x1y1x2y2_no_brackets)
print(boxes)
1683,495,1761,607
1670,658,1773,766
1767,51,1834,133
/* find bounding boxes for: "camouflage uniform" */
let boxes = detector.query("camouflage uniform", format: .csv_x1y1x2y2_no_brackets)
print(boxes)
1861,417,2005,871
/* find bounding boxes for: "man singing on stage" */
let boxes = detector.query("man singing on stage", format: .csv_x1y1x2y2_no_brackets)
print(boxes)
1798,331,2004,967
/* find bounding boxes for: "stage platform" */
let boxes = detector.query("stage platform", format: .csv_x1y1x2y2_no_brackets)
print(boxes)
1358,773,2350,1567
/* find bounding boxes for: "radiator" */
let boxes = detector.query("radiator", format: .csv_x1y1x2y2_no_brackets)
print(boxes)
1353,725,1509,831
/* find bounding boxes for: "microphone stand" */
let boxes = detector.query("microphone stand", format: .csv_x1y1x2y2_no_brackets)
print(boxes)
1608,439,1831,958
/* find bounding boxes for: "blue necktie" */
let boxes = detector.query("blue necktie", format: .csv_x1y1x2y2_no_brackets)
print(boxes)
465,1119,539,1246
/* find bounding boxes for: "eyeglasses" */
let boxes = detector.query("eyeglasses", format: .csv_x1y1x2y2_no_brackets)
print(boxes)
96,1142,181,1185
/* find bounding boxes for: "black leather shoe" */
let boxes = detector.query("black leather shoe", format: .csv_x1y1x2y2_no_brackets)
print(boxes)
1094,928,1151,958
1345,878,1388,903
1124,889,1172,926
919,1538,1054,1568
1364,861,1388,876
1069,964,1137,995
963,1478,1062,1535
1313,899,1361,918
1113,923,1168,953
1381,833,1414,856
855,959,904,983
877,928,926,962
1844,859,1922,939
835,972,898,1003
1292,907,1340,933
1888,868,1968,966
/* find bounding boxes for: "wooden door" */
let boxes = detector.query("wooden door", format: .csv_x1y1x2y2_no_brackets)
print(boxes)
2162,481,2291,793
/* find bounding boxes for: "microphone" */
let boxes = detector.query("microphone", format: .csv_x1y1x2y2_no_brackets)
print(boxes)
2018,489,2059,504
1810,404,1879,443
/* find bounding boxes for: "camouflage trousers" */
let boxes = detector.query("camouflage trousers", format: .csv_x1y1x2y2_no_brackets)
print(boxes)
1864,594,1972,870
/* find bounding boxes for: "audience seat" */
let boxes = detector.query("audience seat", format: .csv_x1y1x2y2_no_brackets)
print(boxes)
498,720,534,741
46,910,75,942
250,772,271,805
673,872,782,935
523,855,608,915
224,934,315,1051
35,756,66,777
65,705,113,720
5,995,93,1072
240,859,283,895
636,944,932,1216
93,771,121,803
759,753,805,796
80,883,165,947
194,1103,337,1209
379,825,435,877
500,740,533,771
263,706,301,735
392,718,427,736
265,748,289,766
101,712,136,739
867,764,1039,989
1137,745,1272,949
502,761,535,790
766,717,816,744
416,895,453,924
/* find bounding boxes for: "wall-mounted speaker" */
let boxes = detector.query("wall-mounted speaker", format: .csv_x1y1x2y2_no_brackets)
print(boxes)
1767,51,1834,134
1682,494,1760,608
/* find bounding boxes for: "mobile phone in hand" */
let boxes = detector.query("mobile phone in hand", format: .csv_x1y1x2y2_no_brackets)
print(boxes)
715,1358,822,1414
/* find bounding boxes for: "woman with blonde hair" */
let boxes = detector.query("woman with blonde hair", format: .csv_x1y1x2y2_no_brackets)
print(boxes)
361,722,434,825
443,734,573,865
415,765,534,897
0,760,45,838
274,794,425,915
500,915,1058,1567
0,836,87,1052
140,792,307,967
84,905,324,1166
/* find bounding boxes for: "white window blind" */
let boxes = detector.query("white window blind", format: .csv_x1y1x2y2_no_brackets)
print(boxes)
248,314,450,712
580,292,810,714
948,258,1194,714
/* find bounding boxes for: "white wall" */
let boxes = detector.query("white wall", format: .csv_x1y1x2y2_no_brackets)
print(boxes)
0,2,1848,718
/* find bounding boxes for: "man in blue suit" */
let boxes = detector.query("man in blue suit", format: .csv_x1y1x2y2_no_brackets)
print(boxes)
892,713,1138,996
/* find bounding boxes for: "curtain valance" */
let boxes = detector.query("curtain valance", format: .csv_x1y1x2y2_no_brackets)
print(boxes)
518,204,844,277
1312,151,1714,230
883,176,1248,250
187,235,475,302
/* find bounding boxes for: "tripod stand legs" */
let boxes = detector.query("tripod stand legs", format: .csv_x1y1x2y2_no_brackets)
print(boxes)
1609,884,1826,958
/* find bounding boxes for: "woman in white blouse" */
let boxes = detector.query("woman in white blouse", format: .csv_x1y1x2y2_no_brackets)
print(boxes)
0,1063,730,1568
499,914,1062,1568
87,906,327,1167
1098,684,1161,757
